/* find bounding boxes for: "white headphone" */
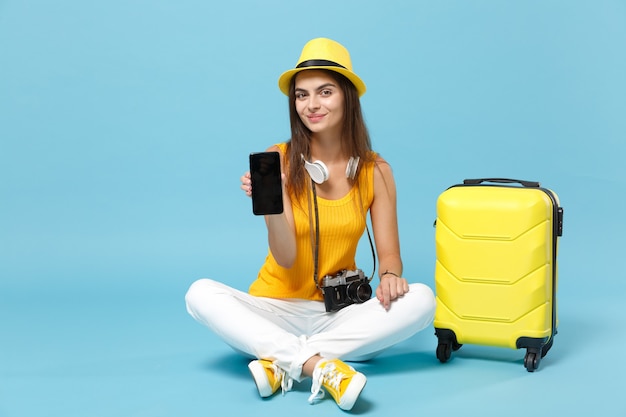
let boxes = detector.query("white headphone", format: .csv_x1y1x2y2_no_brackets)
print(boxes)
301,154,360,184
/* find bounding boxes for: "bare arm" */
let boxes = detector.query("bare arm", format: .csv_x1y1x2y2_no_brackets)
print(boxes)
369,158,409,310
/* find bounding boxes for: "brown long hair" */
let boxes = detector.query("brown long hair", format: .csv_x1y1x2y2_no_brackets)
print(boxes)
284,70,374,202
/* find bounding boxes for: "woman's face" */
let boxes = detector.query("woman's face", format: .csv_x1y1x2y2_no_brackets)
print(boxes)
294,70,345,137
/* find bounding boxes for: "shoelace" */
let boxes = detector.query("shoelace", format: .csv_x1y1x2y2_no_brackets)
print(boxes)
308,362,346,404
271,363,293,395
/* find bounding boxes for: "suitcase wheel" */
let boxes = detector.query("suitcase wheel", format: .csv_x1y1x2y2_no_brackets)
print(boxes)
436,340,462,363
524,350,541,372
435,329,462,363
522,334,555,371
436,342,452,363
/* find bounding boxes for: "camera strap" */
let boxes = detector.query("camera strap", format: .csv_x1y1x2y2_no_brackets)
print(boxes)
356,186,376,284
307,179,322,289
306,179,376,290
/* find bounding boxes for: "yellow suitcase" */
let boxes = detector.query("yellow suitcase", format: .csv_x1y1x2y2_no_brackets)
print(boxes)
434,178,564,371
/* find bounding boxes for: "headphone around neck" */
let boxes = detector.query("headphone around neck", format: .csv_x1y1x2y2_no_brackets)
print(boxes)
301,154,360,184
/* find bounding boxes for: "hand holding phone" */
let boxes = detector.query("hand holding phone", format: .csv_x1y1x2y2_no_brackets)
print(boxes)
249,151,284,215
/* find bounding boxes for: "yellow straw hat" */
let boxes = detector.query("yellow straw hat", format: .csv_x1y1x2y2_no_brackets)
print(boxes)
278,38,366,97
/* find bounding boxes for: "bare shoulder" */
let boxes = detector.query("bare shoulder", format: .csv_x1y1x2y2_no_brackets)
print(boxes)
373,155,394,180
371,155,397,203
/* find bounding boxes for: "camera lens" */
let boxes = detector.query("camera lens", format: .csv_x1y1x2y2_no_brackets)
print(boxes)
347,282,372,303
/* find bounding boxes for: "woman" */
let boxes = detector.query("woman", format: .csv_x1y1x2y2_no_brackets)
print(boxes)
185,38,436,411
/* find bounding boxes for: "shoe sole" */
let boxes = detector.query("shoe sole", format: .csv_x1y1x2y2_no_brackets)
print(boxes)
337,372,367,411
248,361,274,398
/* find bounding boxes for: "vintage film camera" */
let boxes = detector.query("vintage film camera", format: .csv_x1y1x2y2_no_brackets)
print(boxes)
320,269,372,312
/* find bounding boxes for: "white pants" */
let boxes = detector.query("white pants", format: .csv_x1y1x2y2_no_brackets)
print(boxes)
185,278,436,381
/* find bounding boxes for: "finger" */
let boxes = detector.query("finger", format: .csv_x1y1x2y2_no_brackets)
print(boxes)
240,181,251,191
240,173,252,196
381,282,392,310
393,278,406,298
388,279,400,300
375,284,383,301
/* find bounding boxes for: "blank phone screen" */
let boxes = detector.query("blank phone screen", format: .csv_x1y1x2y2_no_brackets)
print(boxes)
249,151,284,215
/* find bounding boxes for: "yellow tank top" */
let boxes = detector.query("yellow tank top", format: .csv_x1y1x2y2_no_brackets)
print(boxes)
249,143,376,301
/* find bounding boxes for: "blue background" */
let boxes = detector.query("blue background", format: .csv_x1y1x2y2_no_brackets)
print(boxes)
1,1,625,416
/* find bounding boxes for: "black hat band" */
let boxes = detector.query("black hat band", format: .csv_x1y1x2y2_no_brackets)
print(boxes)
296,59,347,70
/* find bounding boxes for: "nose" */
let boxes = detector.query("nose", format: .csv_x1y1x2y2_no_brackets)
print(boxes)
307,94,320,111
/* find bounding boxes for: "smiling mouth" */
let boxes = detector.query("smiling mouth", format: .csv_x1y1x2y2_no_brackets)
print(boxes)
307,114,325,122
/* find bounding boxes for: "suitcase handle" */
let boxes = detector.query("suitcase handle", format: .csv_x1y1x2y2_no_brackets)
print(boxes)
463,178,540,188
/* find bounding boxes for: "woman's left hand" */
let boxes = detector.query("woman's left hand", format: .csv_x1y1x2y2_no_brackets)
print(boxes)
376,275,410,311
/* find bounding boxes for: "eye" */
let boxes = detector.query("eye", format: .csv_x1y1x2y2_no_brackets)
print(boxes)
320,89,332,96
295,91,308,100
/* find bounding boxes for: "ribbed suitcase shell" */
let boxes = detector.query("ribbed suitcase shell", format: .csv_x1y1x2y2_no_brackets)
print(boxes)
434,179,562,371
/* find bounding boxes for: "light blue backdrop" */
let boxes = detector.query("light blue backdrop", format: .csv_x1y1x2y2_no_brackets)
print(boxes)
1,1,625,416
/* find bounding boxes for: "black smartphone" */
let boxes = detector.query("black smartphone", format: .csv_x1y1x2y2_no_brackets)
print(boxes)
249,151,284,215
